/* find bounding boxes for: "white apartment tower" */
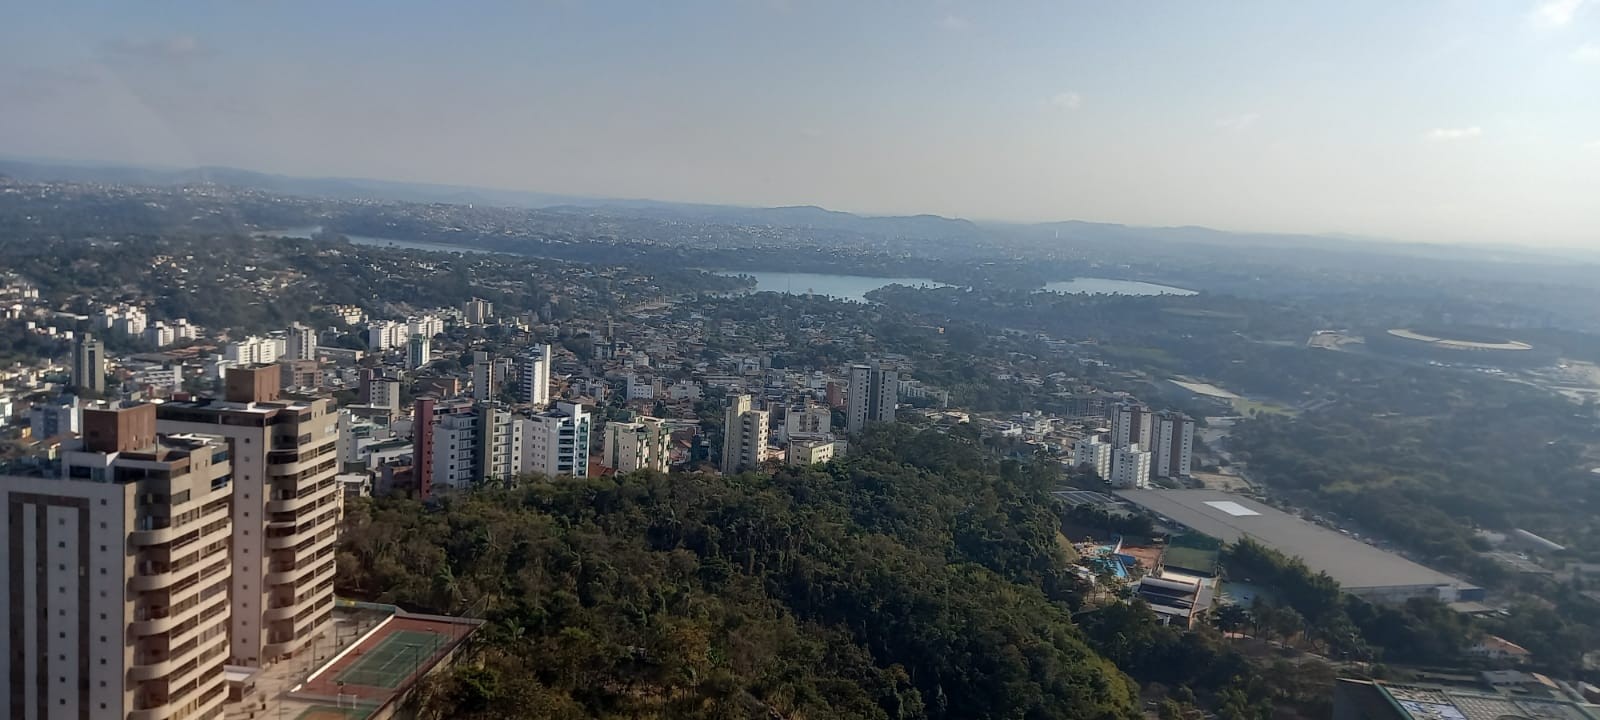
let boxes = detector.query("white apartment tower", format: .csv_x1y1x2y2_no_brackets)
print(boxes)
1111,403,1155,451
601,417,670,473
285,323,318,361
1,403,234,720
223,336,282,366
845,362,897,434
519,402,592,478
1072,435,1113,479
1110,444,1153,489
519,345,551,407
781,402,832,443
406,335,431,370
1153,412,1195,479
463,298,493,325
155,365,339,666
721,394,769,475
471,351,495,402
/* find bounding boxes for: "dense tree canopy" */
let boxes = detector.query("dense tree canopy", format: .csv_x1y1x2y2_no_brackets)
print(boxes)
338,425,1141,719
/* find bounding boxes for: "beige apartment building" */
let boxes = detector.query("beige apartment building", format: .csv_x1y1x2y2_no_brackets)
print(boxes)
1,403,233,720
156,365,339,666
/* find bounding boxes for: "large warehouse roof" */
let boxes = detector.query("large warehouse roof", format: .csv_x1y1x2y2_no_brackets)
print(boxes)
1115,489,1471,593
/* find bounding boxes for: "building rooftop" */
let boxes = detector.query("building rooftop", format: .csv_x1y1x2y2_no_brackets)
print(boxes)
1345,680,1600,720
1116,489,1473,594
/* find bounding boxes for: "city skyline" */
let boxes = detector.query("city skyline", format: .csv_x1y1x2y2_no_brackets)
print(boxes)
4,1,1598,247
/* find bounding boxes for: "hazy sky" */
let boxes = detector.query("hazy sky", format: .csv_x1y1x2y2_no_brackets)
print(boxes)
3,1,1598,246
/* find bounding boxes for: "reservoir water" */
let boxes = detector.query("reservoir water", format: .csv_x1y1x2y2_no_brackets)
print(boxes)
714,271,950,302
1043,278,1195,296
254,226,499,255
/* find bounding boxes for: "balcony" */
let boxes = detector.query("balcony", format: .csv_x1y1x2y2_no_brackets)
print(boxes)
129,523,180,546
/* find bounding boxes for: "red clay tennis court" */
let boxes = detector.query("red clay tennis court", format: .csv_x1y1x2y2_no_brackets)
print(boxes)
293,614,476,708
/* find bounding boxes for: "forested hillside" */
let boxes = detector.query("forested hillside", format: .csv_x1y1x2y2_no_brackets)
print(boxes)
335,425,1143,719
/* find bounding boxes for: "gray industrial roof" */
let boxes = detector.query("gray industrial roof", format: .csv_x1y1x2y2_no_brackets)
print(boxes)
1115,489,1470,592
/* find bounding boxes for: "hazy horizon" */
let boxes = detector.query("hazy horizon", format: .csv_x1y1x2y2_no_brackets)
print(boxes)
4,1,1598,247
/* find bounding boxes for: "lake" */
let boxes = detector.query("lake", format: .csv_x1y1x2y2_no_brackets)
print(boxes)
715,271,950,302
1043,278,1196,296
254,226,500,255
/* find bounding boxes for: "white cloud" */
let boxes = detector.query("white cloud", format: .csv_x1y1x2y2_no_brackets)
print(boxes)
1049,92,1082,110
104,34,214,62
1216,113,1260,131
1532,0,1584,27
939,14,969,31
1426,126,1483,141
1585,139,1600,150
1573,44,1600,62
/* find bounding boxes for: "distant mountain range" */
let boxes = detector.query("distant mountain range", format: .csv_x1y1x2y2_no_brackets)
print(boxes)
0,156,1589,266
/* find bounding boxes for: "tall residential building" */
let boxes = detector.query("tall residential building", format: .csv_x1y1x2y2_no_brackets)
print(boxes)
601,417,670,473
155,365,339,666
1,403,234,720
410,396,475,499
406,334,431,370
406,314,444,339
471,351,495,402
278,358,322,390
73,333,106,394
479,404,522,483
285,323,318,361
463,298,493,325
518,345,550,407
1072,435,1113,479
1110,444,1153,489
721,394,769,475
780,402,831,443
520,402,592,478
845,363,897,434
1111,403,1155,450
223,335,283,366
365,320,409,352
1153,411,1196,479
28,395,81,439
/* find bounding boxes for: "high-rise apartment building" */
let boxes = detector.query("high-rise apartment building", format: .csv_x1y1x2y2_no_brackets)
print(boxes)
721,394,769,475
411,396,475,499
519,345,550,407
1,403,234,720
1111,403,1155,451
73,333,106,394
155,365,339,666
28,396,81,439
520,402,591,478
1073,435,1113,479
1110,444,1152,489
601,417,670,473
285,323,318,361
471,351,495,402
365,321,409,352
463,298,493,325
845,363,896,434
222,336,283,366
780,402,831,443
1153,411,1195,479
278,358,321,391
479,404,521,483
406,335,431,370
406,315,444,339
